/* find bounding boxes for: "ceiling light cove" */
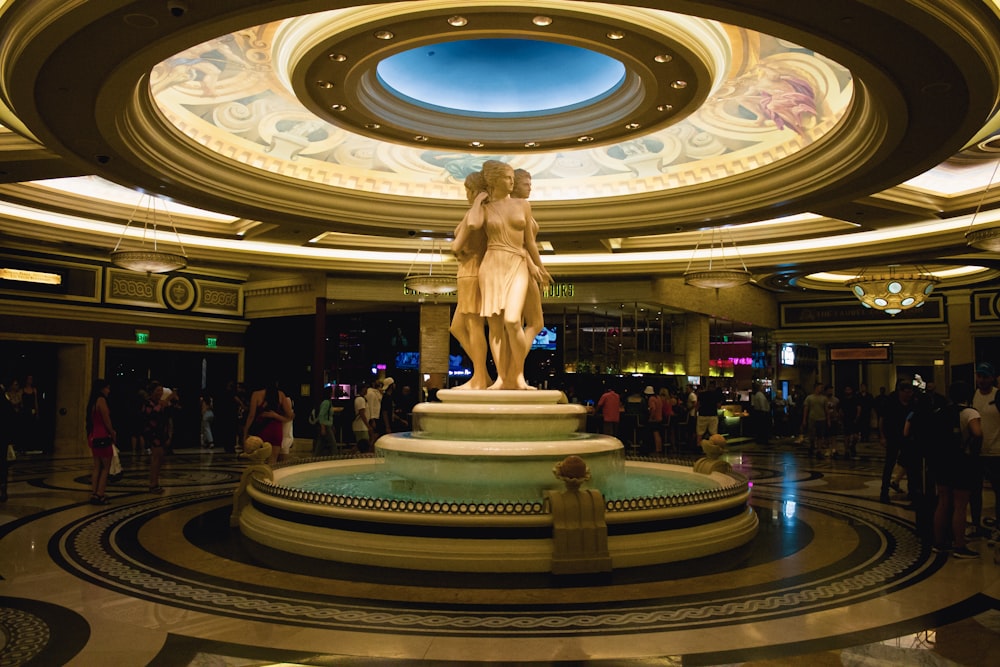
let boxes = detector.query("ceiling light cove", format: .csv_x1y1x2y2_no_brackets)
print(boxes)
292,7,714,152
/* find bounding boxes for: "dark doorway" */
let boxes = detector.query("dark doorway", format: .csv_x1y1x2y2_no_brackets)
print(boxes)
105,347,238,450
0,340,59,453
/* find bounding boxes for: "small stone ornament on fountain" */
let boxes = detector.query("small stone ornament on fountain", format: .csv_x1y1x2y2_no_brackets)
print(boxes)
553,455,591,491
694,434,732,474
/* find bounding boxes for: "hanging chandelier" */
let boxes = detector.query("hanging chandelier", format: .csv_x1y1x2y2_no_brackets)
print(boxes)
683,227,751,289
403,238,457,295
845,265,939,315
965,158,1000,251
110,194,187,274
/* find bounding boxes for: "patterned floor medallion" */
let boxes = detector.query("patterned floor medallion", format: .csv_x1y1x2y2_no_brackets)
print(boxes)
46,483,941,637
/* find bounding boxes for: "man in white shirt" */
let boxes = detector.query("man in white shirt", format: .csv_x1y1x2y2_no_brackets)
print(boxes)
365,379,383,434
686,384,698,449
352,389,372,453
972,362,1000,532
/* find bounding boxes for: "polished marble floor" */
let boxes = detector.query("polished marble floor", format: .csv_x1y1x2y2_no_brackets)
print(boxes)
1,438,998,666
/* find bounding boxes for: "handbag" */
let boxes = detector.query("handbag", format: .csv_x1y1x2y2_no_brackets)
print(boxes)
91,436,113,449
109,445,124,482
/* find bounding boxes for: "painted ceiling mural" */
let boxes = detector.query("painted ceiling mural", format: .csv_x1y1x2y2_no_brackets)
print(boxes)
150,13,852,202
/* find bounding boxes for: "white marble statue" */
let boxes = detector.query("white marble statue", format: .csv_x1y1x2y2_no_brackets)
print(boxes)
462,160,550,390
450,172,491,389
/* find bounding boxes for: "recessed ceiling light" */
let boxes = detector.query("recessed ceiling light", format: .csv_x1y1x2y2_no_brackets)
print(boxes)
447,16,468,27
533,16,553,26
329,53,348,62
625,122,640,130
364,122,381,129
606,30,625,40
374,30,394,40
469,141,484,148
577,136,594,143
330,104,347,111
654,54,673,63
414,135,429,142
671,80,687,89
657,104,674,112
316,81,334,89
524,141,539,148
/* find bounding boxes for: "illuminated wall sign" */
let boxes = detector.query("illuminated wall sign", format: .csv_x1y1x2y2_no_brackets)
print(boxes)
541,283,574,298
829,345,892,361
135,329,150,344
205,335,218,349
0,268,62,285
711,357,753,367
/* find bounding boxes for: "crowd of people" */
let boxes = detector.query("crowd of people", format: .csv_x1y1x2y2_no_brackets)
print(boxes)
3,362,999,562
0,373,44,454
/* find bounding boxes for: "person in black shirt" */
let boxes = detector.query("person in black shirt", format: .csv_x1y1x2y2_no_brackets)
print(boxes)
379,377,397,436
840,385,862,458
696,381,723,441
878,380,915,503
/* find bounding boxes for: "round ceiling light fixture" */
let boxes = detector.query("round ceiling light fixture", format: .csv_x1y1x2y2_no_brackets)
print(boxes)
845,265,939,316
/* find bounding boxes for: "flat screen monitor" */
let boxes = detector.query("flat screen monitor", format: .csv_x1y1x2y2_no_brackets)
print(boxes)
395,351,420,370
531,326,557,351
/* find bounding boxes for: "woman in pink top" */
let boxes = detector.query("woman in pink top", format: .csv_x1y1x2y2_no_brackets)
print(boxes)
85,378,115,505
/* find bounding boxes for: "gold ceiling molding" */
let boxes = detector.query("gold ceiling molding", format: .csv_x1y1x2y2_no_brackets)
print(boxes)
1,0,998,290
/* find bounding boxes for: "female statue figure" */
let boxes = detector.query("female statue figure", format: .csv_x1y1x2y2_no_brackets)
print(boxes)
466,160,548,389
450,171,491,389
512,168,551,351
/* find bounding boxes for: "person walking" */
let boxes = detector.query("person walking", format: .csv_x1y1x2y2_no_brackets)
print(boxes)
840,385,862,458
750,382,771,444
879,380,915,503
644,385,664,454
596,384,622,437
972,362,1000,537
930,381,982,558
801,382,829,457
199,392,214,449
313,389,337,456
141,383,170,493
352,384,374,453
85,378,116,504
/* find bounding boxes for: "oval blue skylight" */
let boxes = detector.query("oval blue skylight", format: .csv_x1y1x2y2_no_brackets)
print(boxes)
377,39,626,115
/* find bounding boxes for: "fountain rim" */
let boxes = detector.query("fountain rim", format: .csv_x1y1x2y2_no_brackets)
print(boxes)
252,457,751,517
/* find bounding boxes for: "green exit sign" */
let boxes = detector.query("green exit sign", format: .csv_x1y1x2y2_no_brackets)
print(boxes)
205,335,218,349
135,330,150,344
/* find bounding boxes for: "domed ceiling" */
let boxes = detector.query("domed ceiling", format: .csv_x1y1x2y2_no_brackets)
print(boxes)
1,0,1000,295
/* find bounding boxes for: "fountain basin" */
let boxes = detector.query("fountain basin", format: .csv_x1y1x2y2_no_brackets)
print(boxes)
238,459,758,572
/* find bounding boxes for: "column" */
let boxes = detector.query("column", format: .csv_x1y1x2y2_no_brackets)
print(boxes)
680,313,711,378
420,303,451,392
313,297,326,401
947,290,974,373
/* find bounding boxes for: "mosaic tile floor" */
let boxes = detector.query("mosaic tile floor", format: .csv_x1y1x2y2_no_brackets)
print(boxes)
1,439,998,666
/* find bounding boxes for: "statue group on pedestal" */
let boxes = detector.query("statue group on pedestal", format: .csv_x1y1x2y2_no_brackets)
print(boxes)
450,161,552,390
